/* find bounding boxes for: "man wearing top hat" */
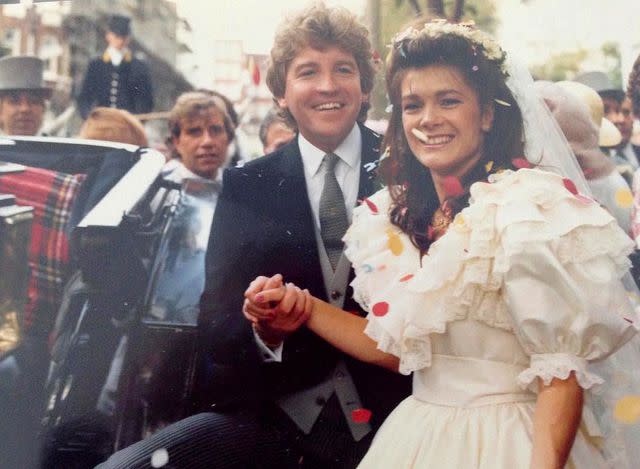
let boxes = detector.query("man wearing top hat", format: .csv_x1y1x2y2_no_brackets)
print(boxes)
576,71,640,175
0,55,52,136
76,14,153,120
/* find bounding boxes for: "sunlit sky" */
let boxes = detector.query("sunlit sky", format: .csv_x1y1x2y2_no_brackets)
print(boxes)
174,0,640,88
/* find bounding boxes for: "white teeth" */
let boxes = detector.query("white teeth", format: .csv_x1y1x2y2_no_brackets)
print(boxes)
410,128,452,145
315,102,342,110
426,136,452,144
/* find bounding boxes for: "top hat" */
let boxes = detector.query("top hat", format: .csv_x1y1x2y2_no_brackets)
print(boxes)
0,56,52,97
108,14,131,37
574,71,625,101
557,80,622,148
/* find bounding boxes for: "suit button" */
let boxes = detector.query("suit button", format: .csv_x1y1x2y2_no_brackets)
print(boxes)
330,290,342,300
315,396,326,406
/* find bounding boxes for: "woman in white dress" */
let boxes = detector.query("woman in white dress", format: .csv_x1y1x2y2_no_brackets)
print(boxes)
245,20,640,468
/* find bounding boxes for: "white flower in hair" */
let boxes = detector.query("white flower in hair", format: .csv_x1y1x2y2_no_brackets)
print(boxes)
391,19,508,75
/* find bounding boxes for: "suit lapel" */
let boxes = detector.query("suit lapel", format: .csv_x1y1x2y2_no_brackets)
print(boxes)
269,141,326,296
357,124,383,200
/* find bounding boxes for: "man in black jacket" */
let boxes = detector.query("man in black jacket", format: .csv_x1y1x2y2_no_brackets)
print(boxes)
96,5,409,468
76,14,153,119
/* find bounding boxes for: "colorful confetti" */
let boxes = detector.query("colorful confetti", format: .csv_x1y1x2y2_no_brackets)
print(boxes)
362,264,374,273
351,408,373,424
494,98,511,107
614,395,640,424
386,229,404,256
442,176,465,198
399,274,414,282
484,161,494,173
151,448,170,468
411,127,429,144
512,158,532,169
615,188,633,208
562,178,578,195
372,302,389,317
361,198,379,214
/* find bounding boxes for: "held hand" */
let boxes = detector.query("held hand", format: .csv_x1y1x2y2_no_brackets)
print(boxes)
243,274,283,323
243,278,313,346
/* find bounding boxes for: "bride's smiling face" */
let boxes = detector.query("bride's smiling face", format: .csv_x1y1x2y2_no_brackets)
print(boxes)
401,64,494,180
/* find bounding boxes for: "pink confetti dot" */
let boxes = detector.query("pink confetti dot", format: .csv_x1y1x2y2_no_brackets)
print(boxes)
562,178,578,195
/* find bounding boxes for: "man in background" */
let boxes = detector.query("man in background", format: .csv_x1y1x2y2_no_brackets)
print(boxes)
576,71,639,177
77,14,153,119
259,107,295,154
0,56,51,136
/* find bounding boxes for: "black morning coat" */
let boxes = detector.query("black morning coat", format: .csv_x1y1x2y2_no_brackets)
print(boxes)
195,124,411,432
76,53,153,119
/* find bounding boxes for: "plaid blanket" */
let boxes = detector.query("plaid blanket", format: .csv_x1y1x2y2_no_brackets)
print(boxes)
0,167,84,338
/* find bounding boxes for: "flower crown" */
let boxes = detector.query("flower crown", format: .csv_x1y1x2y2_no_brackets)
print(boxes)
391,19,508,76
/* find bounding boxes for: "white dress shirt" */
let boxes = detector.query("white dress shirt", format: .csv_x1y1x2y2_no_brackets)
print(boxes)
107,47,126,67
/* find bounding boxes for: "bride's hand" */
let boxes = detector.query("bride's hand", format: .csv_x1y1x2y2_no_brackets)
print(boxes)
243,275,313,344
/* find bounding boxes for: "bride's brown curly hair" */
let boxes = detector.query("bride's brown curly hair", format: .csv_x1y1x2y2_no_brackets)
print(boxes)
380,21,524,254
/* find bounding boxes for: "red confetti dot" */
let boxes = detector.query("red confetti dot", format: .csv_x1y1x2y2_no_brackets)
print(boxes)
583,168,595,178
442,176,464,198
512,158,532,169
351,408,372,424
562,178,578,195
360,198,379,214
372,302,389,316
399,274,414,282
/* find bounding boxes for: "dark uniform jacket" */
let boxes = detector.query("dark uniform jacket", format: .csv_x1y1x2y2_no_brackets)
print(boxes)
77,50,153,119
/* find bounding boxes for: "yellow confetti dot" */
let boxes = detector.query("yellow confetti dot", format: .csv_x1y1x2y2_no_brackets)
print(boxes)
386,229,404,256
484,161,494,172
614,395,640,424
453,214,465,226
615,188,633,208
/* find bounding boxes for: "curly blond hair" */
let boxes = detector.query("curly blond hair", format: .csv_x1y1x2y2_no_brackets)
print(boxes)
265,3,375,129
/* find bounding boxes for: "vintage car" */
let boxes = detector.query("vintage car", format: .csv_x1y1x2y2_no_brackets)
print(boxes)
0,137,215,468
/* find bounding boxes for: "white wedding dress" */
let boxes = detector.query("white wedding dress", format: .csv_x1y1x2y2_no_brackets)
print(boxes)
344,168,639,468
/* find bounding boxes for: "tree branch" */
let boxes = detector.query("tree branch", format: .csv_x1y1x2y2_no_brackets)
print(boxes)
407,0,422,16
427,0,445,16
453,0,465,21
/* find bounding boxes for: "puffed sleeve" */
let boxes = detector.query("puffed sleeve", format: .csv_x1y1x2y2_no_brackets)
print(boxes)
493,169,639,391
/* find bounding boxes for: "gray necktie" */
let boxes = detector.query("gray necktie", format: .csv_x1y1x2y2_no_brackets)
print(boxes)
319,153,348,270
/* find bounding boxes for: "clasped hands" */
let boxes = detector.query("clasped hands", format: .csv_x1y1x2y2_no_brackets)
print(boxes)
243,274,313,347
